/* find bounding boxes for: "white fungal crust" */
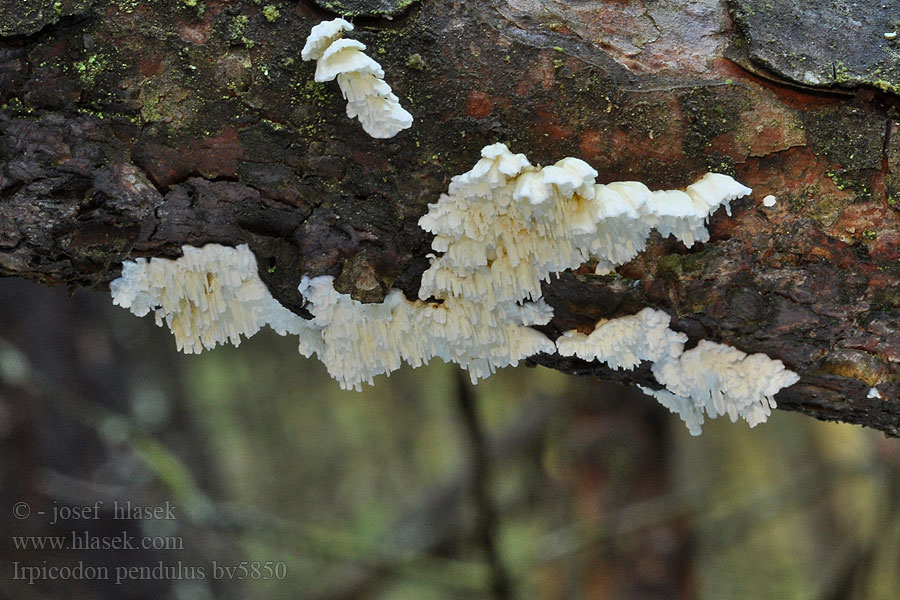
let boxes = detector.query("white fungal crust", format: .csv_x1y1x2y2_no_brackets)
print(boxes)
296,276,555,391
110,244,316,354
651,340,800,433
555,308,687,370
301,18,412,138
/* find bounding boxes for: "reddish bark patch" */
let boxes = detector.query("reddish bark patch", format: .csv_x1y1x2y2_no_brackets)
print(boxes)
533,107,574,141
578,130,608,164
134,129,245,189
177,22,209,45
138,55,164,78
870,230,900,261
837,202,900,230
516,54,555,96
465,90,494,119
352,150,390,175
741,147,856,213
580,128,685,171
709,91,807,160
835,202,900,250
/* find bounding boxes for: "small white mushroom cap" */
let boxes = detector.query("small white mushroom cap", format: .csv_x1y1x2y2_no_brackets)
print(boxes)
542,157,597,199
315,39,383,82
684,172,752,217
301,18,354,61
762,194,777,207
513,170,552,205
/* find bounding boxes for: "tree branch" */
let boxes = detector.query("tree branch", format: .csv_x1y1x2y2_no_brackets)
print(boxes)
1,0,898,433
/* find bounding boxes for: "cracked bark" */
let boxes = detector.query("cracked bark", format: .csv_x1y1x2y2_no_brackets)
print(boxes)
1,0,899,434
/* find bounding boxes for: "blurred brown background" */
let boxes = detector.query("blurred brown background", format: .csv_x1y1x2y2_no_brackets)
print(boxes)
1,278,898,600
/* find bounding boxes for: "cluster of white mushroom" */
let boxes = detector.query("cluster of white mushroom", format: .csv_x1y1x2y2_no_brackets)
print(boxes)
555,307,688,371
643,341,800,435
110,143,798,432
417,143,750,307
301,18,412,138
108,19,803,434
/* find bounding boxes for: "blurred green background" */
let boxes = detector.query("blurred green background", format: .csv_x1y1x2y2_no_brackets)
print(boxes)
1,278,898,600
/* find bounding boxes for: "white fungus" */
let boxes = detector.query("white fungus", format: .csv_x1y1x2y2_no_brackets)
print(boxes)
651,340,800,433
301,18,413,138
868,387,882,399
418,143,751,303
295,275,555,391
556,308,687,370
559,310,799,434
762,194,777,207
110,244,316,354
108,143,800,434
640,385,707,436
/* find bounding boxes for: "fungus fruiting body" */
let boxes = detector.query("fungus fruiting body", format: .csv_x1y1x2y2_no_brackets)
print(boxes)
295,275,555,391
109,143,799,434
559,310,799,434
555,308,687,370
301,18,413,138
649,340,799,434
417,143,751,305
110,244,316,354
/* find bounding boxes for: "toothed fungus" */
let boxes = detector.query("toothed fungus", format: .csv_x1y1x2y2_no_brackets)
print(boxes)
650,340,800,433
555,308,687,370
110,244,316,354
295,276,555,391
561,313,799,434
109,142,798,434
301,18,413,138
417,144,751,305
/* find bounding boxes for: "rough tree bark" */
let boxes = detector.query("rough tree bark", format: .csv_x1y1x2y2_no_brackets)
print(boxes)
1,0,898,434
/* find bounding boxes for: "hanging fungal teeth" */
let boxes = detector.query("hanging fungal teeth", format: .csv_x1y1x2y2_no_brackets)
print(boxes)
109,244,318,354
108,141,798,434
301,18,413,138
417,143,752,306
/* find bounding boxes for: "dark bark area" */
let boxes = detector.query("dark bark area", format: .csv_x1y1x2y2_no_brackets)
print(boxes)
1,0,899,434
